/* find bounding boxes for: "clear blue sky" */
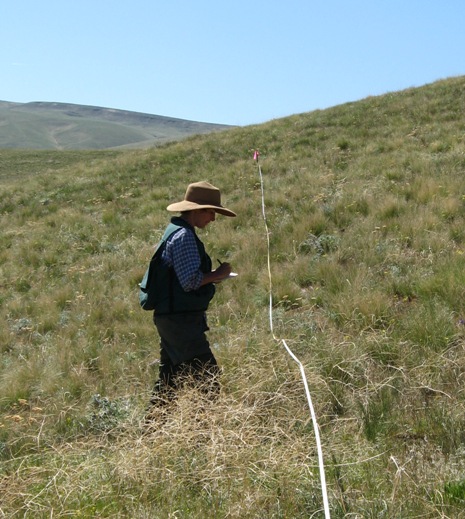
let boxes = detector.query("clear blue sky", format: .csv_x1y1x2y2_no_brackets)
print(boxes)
2,1,464,126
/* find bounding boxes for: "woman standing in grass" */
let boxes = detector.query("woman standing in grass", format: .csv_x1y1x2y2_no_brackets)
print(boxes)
145,181,236,417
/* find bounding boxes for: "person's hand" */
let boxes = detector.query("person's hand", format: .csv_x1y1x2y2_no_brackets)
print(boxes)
200,261,233,286
215,261,231,280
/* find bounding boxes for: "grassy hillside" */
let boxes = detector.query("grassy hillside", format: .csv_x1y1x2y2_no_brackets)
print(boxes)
0,101,232,150
1,76,465,517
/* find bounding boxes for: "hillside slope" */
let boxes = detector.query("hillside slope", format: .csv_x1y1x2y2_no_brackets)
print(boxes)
0,101,232,150
1,76,465,517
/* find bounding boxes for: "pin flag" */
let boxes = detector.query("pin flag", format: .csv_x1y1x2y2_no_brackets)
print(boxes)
253,150,260,161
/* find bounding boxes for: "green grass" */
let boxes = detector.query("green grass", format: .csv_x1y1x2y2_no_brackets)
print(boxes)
1,76,465,517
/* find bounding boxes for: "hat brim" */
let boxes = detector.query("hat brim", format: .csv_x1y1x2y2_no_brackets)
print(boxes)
167,201,236,217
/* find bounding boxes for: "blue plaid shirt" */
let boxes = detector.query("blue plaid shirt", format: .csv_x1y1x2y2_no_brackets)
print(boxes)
161,227,204,291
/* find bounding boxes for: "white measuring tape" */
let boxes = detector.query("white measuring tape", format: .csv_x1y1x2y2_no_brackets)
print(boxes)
255,153,331,518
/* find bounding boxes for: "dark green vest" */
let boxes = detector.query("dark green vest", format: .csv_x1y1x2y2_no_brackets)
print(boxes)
154,217,215,315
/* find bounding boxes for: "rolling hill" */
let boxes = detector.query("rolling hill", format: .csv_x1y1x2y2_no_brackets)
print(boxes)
1,75,465,517
0,100,233,150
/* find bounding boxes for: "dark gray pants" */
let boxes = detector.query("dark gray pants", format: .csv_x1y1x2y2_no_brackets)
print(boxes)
150,312,220,404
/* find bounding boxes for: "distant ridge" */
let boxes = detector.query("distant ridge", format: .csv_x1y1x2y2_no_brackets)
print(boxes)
0,101,233,150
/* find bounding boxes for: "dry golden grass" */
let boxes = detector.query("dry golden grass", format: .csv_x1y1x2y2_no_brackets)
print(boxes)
2,77,465,517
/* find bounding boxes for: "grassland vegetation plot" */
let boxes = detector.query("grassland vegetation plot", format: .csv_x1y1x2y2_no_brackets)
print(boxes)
1,77,465,517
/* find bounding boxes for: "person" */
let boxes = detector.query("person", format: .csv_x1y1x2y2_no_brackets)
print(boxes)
146,181,236,414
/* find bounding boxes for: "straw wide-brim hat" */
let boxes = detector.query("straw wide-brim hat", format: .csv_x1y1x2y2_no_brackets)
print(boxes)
167,181,236,217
